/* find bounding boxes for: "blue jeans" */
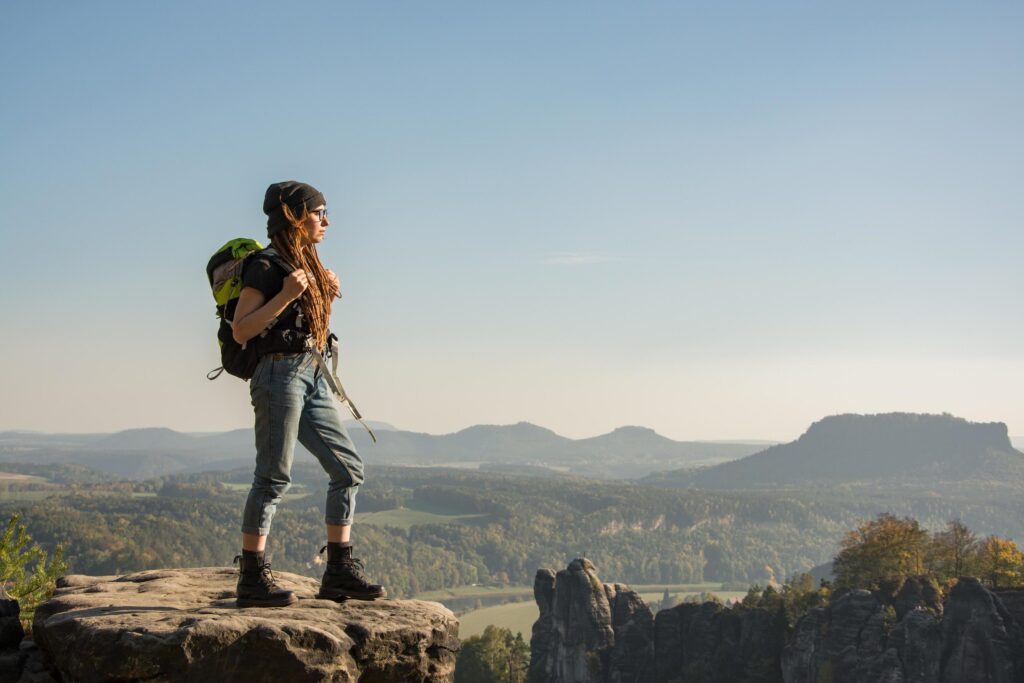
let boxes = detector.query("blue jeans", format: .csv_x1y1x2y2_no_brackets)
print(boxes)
241,351,364,536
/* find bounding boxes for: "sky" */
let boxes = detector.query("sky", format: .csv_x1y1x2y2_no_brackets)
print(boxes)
1,1,1022,441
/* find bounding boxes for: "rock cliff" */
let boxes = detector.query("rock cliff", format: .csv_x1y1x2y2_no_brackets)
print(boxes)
782,576,1024,683
655,599,786,682
531,562,1024,683
27,567,459,682
529,559,782,682
530,558,655,682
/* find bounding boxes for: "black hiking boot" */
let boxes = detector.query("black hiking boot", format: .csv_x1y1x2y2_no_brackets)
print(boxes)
316,542,387,601
234,550,297,608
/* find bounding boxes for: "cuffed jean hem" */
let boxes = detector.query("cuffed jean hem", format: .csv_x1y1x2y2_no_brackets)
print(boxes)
241,525,271,536
241,351,365,538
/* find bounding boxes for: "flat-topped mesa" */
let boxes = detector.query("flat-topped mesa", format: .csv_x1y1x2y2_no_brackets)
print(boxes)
659,412,1023,490
799,413,1013,454
32,567,460,682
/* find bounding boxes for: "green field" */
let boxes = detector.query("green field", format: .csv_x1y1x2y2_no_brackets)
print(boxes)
0,472,48,484
459,601,538,639
637,591,748,606
420,582,729,603
222,482,308,494
417,584,532,601
0,490,60,501
358,500,491,531
0,472,54,500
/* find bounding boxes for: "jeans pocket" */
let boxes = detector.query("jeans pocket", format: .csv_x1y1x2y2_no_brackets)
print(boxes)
250,355,271,388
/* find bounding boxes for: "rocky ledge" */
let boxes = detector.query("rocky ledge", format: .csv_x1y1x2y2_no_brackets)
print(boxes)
31,567,460,682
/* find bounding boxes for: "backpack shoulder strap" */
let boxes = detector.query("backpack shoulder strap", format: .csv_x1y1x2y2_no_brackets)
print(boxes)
260,246,295,273
311,335,377,444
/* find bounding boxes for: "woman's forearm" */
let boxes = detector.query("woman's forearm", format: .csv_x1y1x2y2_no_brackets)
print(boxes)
233,291,297,345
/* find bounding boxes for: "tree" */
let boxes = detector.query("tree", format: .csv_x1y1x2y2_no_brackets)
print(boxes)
507,632,530,683
755,585,782,613
0,514,67,620
455,625,529,683
928,519,977,581
683,591,723,605
833,513,929,591
974,535,1024,589
741,574,828,628
776,572,824,626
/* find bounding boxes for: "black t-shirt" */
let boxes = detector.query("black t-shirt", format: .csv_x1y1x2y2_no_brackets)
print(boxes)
241,252,312,355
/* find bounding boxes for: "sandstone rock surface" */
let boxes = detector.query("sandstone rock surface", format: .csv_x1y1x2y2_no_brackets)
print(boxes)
532,563,1024,683
782,576,1024,683
529,558,655,683
781,589,897,683
655,598,785,682
530,559,782,683
32,567,459,682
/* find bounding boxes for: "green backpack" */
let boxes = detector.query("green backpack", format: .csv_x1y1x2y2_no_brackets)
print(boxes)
205,238,285,380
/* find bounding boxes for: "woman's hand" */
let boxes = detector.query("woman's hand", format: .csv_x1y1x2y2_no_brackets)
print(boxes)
282,269,309,301
325,269,341,298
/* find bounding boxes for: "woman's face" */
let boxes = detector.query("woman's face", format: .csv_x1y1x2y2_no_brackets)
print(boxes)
301,204,329,245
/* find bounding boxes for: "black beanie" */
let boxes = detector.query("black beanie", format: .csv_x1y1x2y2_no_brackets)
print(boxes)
264,180,326,238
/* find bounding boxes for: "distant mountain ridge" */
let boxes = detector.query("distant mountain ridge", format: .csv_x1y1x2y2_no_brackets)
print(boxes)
0,422,762,481
645,412,1024,490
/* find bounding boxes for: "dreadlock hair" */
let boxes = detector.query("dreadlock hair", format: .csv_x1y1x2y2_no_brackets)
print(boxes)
273,202,334,351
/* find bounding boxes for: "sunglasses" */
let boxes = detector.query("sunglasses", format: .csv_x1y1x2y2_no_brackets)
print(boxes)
312,207,329,221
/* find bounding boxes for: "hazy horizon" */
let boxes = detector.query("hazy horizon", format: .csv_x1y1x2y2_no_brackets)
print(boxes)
0,419,781,442
3,413,1024,450
3,2,1022,442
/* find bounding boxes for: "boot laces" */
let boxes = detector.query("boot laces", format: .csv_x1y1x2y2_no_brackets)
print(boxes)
341,557,367,581
260,562,279,587
234,554,283,590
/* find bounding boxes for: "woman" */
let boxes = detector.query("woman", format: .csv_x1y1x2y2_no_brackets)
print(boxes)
231,180,385,607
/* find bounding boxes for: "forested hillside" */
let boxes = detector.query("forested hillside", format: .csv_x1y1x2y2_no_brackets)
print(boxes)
4,463,1023,599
